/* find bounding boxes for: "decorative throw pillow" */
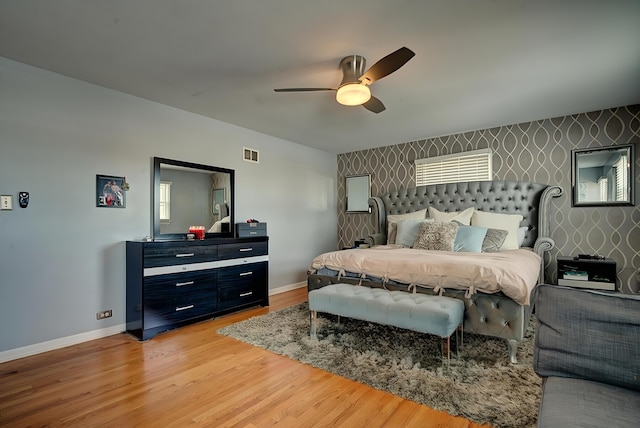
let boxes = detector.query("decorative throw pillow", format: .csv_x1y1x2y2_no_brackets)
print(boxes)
427,206,474,225
388,222,398,244
454,224,488,253
413,222,459,251
396,219,434,247
386,208,428,244
471,211,524,250
482,228,509,252
518,226,528,247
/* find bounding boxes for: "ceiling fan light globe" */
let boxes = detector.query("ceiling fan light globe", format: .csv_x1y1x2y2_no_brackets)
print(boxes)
336,83,371,106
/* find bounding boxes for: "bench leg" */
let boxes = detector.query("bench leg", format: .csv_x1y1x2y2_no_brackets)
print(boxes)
441,336,451,366
442,324,464,367
310,310,317,339
457,324,463,355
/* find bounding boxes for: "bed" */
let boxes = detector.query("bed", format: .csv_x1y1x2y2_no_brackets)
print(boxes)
308,180,563,363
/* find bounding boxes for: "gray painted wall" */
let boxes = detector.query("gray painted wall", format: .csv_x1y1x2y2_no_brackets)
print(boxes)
337,106,640,293
0,58,337,354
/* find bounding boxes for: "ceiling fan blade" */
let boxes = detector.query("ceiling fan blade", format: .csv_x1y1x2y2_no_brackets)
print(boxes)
358,47,415,85
274,88,335,92
362,96,386,113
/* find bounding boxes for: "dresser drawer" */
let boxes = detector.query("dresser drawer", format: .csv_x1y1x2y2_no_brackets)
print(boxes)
218,241,268,261
144,270,217,300
144,298,217,329
143,270,217,329
143,244,218,268
217,262,267,311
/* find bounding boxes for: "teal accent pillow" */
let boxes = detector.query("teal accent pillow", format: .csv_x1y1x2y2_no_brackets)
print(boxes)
454,224,488,253
395,219,429,247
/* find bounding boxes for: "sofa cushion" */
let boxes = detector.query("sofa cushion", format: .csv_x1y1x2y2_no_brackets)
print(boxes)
534,285,640,392
537,377,640,428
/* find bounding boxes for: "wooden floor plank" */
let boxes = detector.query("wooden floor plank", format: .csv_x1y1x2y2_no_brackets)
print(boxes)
0,287,488,427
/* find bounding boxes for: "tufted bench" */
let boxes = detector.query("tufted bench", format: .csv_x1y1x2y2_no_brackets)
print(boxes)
308,283,465,361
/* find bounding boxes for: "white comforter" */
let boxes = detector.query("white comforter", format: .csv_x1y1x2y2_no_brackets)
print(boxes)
310,245,541,305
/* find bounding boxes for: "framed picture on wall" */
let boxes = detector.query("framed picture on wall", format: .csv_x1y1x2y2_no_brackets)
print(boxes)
96,174,126,208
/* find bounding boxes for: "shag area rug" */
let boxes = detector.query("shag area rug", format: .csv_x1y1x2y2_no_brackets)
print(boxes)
218,303,541,428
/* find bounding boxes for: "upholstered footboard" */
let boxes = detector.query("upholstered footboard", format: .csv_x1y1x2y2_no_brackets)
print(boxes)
308,273,533,363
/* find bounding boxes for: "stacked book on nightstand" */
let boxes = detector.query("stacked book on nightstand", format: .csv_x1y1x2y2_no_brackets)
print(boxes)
557,256,617,291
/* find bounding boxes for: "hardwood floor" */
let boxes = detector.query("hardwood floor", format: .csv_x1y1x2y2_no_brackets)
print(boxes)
0,288,487,427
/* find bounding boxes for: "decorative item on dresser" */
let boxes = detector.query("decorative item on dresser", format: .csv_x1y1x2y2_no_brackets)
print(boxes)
236,221,267,237
126,236,269,340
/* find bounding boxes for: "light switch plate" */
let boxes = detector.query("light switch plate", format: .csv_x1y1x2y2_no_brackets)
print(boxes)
1,195,13,210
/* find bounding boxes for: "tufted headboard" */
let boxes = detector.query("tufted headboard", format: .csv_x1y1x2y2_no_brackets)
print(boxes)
368,180,562,249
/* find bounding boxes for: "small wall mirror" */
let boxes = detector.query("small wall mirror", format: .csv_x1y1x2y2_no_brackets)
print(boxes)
345,174,371,213
572,144,634,207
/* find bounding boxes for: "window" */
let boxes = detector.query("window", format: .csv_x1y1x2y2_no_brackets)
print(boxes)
159,181,171,223
614,154,628,201
415,149,492,186
598,177,608,201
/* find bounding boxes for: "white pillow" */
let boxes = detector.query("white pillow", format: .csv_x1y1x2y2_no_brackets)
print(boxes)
471,211,524,250
427,207,474,225
386,208,428,242
518,226,528,247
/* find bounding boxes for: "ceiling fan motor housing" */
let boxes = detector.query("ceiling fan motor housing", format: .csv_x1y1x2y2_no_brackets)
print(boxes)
339,55,367,86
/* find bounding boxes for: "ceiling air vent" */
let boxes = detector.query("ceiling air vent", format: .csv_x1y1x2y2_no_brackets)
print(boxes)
243,147,259,164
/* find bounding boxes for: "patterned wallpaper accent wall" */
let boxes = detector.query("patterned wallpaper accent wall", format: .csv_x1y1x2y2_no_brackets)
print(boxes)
337,105,640,293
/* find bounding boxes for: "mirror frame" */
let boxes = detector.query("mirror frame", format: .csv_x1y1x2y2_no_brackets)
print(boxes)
153,157,235,240
345,174,371,213
571,144,634,207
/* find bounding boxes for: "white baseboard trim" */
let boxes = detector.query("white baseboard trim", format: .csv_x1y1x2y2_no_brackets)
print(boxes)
269,281,307,295
0,281,307,364
0,324,126,364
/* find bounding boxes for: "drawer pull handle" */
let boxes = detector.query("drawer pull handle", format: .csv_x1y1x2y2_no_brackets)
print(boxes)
240,292,253,297
239,248,253,252
239,271,253,276
175,281,195,287
176,304,194,311
176,253,195,258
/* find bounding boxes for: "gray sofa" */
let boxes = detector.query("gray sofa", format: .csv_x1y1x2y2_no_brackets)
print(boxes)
533,284,640,427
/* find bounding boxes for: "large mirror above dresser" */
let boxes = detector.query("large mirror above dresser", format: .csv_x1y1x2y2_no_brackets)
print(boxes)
153,157,235,240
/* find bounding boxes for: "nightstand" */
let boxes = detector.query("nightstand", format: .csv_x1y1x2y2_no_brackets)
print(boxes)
557,256,617,291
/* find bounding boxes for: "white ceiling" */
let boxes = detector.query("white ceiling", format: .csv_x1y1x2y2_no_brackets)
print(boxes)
1,0,639,154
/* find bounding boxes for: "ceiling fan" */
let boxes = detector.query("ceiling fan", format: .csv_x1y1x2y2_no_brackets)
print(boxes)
274,47,415,113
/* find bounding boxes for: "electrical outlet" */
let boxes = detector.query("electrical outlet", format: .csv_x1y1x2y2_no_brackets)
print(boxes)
96,310,113,320
1,195,13,210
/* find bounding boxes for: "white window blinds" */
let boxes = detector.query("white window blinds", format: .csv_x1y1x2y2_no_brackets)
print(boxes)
614,154,628,201
415,149,492,186
598,177,608,201
159,181,171,222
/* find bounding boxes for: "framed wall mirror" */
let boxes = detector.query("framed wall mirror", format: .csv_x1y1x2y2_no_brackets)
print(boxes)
572,144,634,207
153,157,235,240
345,174,371,213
